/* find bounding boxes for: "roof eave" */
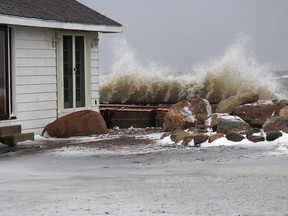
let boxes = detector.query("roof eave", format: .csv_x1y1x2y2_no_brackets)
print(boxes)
0,14,122,33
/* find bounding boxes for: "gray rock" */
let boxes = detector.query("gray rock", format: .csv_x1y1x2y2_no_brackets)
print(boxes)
266,131,283,141
216,115,251,134
226,132,245,142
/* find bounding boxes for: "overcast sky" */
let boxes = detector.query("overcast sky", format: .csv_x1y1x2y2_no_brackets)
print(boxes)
79,0,288,72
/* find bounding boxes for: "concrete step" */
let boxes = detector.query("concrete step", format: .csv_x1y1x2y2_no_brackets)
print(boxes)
0,133,34,146
0,125,22,137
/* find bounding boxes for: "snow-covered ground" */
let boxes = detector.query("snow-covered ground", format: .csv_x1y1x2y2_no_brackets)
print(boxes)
159,131,288,157
0,129,288,215
21,129,288,157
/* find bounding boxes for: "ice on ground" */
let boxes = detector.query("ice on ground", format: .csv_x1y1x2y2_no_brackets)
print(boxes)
44,132,166,157
264,143,288,156
48,143,167,157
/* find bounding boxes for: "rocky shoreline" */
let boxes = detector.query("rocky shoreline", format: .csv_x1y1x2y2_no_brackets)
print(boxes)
162,93,288,146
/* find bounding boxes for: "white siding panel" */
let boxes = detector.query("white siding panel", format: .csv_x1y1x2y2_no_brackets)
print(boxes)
17,49,56,58
19,118,56,134
18,101,57,112
91,51,99,60
91,83,99,91
16,58,56,67
91,75,99,84
90,66,98,74
17,110,57,121
17,66,56,76
17,84,56,94
13,26,58,133
91,91,99,99
16,26,54,41
17,75,56,85
17,40,52,49
17,92,57,103
91,59,99,68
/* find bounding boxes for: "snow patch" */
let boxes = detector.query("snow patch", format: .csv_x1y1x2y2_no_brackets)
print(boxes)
220,115,245,122
203,98,212,115
180,106,195,122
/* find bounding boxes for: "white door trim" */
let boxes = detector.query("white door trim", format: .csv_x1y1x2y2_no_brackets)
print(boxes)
56,30,92,117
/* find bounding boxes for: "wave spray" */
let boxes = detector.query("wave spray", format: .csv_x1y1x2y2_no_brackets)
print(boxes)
100,36,281,104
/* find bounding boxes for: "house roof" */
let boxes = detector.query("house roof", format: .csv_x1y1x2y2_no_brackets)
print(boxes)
0,0,122,32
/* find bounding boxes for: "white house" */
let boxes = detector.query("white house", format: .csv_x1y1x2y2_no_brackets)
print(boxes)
0,0,122,134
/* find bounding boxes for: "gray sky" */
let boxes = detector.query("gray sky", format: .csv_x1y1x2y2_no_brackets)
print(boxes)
79,0,288,72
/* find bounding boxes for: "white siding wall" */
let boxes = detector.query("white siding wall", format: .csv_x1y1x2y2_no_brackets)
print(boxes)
90,44,100,112
0,26,58,134
15,26,57,133
0,26,101,134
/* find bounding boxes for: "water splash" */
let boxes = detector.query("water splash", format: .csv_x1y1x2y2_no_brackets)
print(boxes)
100,36,282,104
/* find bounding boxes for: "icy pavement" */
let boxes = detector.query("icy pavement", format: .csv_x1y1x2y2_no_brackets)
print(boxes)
0,128,288,215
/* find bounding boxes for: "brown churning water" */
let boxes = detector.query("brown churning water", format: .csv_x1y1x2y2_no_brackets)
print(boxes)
100,38,286,104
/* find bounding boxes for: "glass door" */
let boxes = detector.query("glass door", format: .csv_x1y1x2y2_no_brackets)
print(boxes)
63,35,86,109
0,27,9,120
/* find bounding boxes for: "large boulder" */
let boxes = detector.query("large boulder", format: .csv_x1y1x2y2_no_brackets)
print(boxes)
232,100,275,127
215,92,259,114
163,99,212,132
216,115,251,134
163,100,195,132
262,116,288,132
42,110,108,138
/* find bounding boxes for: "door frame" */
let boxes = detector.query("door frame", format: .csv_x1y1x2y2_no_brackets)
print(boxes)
56,30,92,117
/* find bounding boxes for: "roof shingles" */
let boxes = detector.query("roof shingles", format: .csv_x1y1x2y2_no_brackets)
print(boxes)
0,0,122,27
